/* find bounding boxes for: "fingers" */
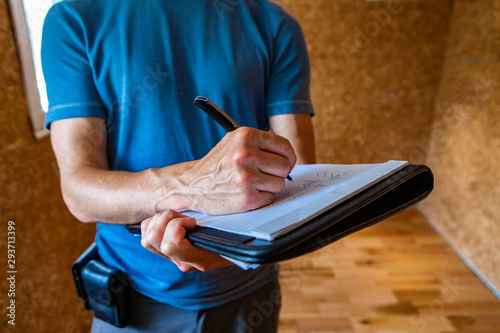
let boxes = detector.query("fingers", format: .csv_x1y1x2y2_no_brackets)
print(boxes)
164,225,233,272
141,211,182,250
254,175,286,195
141,210,233,272
255,149,294,179
140,216,153,235
161,216,197,257
140,216,164,257
248,191,276,210
227,127,295,185
253,129,297,172
234,130,292,195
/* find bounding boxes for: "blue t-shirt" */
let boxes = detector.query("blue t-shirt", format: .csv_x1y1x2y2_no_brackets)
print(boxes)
42,0,313,310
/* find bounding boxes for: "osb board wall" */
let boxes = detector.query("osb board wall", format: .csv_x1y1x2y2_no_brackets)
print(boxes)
420,1,500,293
0,0,453,332
275,0,452,164
0,0,95,331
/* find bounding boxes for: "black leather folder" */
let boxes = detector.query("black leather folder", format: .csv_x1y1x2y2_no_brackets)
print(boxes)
127,165,433,264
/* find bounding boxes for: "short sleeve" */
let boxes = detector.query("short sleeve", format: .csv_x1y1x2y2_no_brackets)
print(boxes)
266,11,314,117
41,2,106,129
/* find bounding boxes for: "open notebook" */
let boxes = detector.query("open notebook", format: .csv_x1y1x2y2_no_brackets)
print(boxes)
184,160,408,241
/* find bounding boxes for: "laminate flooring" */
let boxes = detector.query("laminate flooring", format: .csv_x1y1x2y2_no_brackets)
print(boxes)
277,209,500,333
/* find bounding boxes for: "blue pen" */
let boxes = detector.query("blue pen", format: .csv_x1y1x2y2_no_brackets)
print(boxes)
194,96,293,181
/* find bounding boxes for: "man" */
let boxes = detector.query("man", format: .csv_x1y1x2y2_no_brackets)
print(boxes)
42,0,315,331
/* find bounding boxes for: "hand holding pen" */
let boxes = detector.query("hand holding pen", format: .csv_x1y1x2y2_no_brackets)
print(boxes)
127,97,296,236
170,96,297,215
194,96,293,181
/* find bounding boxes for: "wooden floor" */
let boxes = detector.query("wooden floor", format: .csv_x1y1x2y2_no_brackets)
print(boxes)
277,209,500,333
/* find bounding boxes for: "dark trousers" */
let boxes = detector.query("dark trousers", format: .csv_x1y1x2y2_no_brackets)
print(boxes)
91,279,281,333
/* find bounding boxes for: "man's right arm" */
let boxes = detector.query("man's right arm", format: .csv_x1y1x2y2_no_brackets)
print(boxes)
50,117,296,225
50,116,186,224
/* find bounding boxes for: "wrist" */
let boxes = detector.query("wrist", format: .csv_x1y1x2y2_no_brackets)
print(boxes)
150,162,195,213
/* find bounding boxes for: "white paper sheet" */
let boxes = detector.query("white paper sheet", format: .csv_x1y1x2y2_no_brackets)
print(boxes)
185,161,408,241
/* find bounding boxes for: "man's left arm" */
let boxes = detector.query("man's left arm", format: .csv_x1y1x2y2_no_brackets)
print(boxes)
269,113,316,164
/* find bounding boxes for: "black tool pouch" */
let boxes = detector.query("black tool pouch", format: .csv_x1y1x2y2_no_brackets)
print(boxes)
72,243,131,328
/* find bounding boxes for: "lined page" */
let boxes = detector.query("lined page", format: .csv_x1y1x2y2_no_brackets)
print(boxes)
184,161,408,240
